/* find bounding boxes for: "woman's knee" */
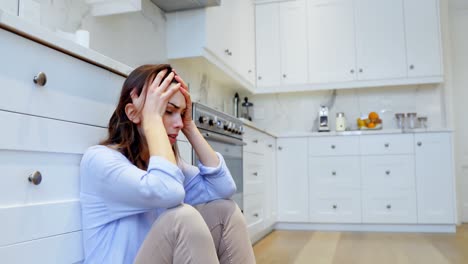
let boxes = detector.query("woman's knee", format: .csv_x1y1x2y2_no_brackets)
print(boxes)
197,199,243,224
159,204,203,226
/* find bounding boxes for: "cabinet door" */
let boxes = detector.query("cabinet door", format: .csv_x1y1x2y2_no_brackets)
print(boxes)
277,137,308,222
255,3,281,90
264,135,277,227
0,0,17,15
404,0,442,77
279,0,308,86
354,0,407,80
237,0,256,85
307,0,357,83
415,133,455,223
206,0,235,66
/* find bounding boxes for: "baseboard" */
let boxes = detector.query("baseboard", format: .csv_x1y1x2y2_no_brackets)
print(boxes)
274,222,457,233
251,224,275,245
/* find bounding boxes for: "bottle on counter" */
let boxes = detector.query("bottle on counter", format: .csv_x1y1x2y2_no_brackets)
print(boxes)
335,112,346,132
233,92,239,118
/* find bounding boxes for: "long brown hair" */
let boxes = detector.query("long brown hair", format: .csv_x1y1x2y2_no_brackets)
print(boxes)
101,64,180,169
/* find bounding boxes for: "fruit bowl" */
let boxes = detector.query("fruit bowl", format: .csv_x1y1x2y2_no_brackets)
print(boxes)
359,123,383,130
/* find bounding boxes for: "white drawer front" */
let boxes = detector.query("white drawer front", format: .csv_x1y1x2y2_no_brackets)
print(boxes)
243,127,266,154
360,134,414,155
244,152,265,195
244,193,265,226
309,190,361,223
361,155,415,189
362,190,417,223
309,136,359,156
0,231,83,264
309,156,360,189
0,29,124,127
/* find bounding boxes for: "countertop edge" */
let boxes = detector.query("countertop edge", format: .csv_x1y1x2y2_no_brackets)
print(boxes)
0,10,133,77
239,118,278,138
277,128,454,138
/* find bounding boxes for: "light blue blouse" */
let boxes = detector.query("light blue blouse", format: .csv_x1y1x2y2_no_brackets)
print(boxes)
79,145,236,264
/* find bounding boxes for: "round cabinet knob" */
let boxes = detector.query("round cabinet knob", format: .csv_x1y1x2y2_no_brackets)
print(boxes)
248,69,252,73
359,68,363,73
28,171,42,185
268,144,273,148
258,76,262,80
331,171,336,176
282,74,287,78
384,143,390,148
253,139,259,144
253,172,258,176
332,204,337,209
33,72,47,86
278,146,283,150
417,142,422,147
386,204,392,210
253,213,259,217
350,69,355,74
331,145,336,149
385,170,391,175
224,49,230,54
409,64,415,70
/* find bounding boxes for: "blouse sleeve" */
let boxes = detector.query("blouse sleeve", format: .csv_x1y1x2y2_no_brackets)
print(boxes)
80,146,185,221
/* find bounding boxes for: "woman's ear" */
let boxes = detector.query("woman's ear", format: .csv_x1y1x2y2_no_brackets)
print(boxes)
125,103,141,124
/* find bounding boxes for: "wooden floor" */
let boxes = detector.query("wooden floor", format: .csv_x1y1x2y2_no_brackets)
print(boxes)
253,225,468,264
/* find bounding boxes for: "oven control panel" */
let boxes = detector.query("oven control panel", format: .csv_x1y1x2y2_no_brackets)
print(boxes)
192,103,243,139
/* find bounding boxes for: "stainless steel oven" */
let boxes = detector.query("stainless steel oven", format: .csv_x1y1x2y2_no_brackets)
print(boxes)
192,103,244,211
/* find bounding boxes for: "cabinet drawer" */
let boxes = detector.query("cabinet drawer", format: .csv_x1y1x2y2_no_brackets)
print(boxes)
244,193,265,226
360,134,413,155
309,136,359,156
309,190,361,223
362,190,417,223
361,155,415,189
243,127,266,153
0,29,124,127
309,156,360,189
244,152,265,195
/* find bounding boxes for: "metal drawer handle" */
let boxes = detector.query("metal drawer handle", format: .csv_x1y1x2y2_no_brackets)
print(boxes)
268,144,273,148
385,170,391,175
417,142,422,147
386,204,392,210
253,139,259,143
28,171,42,185
384,143,389,148
332,171,336,176
253,213,259,217
33,72,47,86
253,172,258,176
331,145,336,149
332,204,337,209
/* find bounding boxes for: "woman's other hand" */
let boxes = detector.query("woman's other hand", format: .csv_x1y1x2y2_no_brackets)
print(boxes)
174,74,196,133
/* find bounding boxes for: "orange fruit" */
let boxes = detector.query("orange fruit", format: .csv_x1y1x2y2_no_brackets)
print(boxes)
367,122,376,128
369,112,379,121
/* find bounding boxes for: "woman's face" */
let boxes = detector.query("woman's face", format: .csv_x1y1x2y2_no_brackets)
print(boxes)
162,84,187,145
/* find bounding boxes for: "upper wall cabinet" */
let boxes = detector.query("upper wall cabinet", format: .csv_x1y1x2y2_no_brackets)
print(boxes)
166,0,256,91
255,0,308,93
0,0,18,16
255,0,444,94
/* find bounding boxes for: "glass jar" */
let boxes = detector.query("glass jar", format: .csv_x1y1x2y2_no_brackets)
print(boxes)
395,113,405,129
418,116,428,129
406,113,417,129
335,112,346,132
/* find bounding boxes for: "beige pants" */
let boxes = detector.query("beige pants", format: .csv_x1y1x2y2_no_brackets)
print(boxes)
133,199,256,264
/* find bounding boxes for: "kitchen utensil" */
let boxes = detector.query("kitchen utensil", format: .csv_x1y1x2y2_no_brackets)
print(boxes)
241,97,253,121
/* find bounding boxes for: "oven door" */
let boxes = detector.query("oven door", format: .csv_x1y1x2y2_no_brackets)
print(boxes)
192,130,244,211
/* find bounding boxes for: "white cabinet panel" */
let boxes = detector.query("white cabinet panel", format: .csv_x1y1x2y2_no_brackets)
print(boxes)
354,0,407,80
307,0,357,83
309,136,360,156
361,155,415,189
264,135,277,226
0,29,123,127
415,133,455,224
309,189,361,223
404,0,442,77
309,156,361,189
360,134,414,155
244,152,265,195
362,190,417,223
255,3,281,90
277,137,309,222
0,0,18,15
279,0,308,86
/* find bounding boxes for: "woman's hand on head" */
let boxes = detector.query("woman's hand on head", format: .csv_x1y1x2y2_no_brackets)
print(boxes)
174,74,196,132
132,70,181,127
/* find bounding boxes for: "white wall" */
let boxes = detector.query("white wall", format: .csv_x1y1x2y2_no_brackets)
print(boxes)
449,2,468,223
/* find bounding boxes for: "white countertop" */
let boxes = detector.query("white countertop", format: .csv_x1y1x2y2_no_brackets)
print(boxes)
277,127,453,138
0,10,133,77
239,118,278,137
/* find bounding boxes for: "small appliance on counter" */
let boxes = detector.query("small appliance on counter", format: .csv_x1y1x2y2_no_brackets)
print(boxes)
335,112,346,132
318,105,330,132
241,97,253,121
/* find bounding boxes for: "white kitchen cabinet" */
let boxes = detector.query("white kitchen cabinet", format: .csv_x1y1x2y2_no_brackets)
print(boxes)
279,0,308,87
263,135,277,228
415,133,455,224
255,1,308,91
404,0,442,77
354,0,406,81
255,3,281,91
0,0,18,15
307,0,357,83
277,137,309,222
166,0,256,90
0,27,125,263
362,190,417,223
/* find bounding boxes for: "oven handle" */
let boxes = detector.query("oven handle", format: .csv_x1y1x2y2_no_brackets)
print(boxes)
202,132,246,146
